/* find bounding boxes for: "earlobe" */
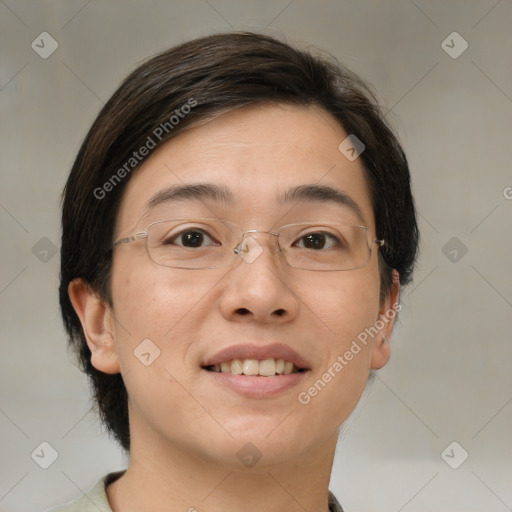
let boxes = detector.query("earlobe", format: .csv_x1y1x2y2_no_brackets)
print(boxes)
371,270,400,370
370,334,391,370
68,279,120,375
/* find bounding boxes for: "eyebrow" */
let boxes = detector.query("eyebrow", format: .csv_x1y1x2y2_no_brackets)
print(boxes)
279,184,366,223
144,183,236,211
144,182,365,223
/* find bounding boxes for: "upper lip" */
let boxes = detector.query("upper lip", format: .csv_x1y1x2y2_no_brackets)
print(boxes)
202,343,310,370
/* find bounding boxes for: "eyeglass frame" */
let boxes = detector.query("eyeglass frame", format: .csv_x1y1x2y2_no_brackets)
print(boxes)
112,217,385,271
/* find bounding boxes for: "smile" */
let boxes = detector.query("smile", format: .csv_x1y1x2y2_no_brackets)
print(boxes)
201,343,311,397
204,358,305,376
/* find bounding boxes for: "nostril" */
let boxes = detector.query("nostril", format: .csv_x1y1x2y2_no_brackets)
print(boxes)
273,309,285,317
236,308,251,315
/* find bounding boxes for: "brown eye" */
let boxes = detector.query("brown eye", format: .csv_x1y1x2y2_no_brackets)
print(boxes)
168,229,217,248
296,232,339,250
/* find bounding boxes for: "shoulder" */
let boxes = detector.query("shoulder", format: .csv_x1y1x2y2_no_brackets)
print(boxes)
48,471,125,512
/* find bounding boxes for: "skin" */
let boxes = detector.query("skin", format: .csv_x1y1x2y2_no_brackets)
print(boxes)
69,103,399,512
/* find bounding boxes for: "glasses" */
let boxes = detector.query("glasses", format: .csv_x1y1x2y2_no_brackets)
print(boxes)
113,218,385,271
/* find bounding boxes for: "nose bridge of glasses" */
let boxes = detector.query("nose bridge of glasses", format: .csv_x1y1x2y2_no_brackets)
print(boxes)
233,229,281,261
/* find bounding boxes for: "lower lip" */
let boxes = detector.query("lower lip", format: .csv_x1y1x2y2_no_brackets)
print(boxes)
203,370,309,398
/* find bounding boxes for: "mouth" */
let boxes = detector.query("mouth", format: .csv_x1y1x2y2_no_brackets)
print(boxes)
201,343,310,398
203,358,306,376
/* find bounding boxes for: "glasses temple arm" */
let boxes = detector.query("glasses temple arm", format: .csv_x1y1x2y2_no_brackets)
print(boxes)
113,232,147,247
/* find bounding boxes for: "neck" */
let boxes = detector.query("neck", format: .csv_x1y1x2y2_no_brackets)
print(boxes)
107,427,338,512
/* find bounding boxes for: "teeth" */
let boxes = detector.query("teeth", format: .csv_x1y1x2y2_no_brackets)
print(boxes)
230,359,243,375
259,358,276,376
243,359,259,375
209,358,301,376
283,361,294,375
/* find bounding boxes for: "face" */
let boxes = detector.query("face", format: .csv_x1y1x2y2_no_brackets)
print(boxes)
81,103,397,468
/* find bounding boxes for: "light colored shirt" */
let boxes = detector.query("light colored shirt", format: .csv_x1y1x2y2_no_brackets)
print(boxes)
50,471,344,511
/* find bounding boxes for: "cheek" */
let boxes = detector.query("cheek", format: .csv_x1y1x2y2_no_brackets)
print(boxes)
108,265,212,426
109,261,201,366
293,267,381,425
296,265,381,344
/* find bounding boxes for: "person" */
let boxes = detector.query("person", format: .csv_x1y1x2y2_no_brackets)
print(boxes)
54,31,419,512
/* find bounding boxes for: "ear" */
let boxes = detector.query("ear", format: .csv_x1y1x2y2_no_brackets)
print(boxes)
371,270,400,370
68,278,120,374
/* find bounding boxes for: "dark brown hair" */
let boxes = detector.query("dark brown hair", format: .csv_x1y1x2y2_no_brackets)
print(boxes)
60,31,419,451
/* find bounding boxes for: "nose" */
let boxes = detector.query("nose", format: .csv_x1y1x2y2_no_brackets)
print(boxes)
219,231,300,323
233,229,280,264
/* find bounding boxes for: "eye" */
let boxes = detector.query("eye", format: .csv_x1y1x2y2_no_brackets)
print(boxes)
166,228,219,248
294,231,340,250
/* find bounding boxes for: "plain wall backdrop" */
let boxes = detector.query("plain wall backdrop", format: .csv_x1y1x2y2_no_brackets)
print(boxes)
1,1,511,511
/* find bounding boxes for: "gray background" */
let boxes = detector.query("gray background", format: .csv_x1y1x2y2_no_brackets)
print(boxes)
1,1,511,511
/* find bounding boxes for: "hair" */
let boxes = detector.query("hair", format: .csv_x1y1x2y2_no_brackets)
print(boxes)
60,31,419,451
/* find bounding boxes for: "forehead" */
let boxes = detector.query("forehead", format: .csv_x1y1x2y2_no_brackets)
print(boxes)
115,103,375,233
